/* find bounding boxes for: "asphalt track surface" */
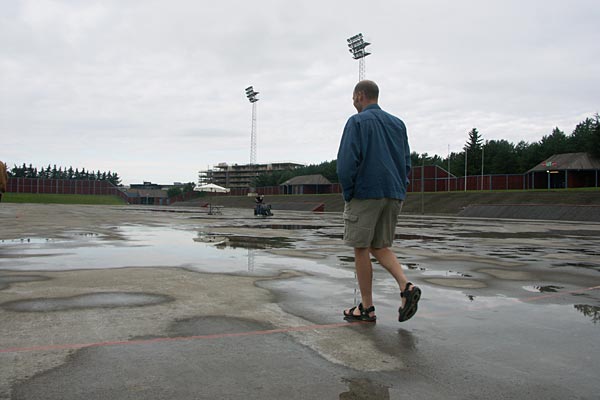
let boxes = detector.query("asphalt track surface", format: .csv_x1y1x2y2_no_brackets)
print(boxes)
1,204,599,399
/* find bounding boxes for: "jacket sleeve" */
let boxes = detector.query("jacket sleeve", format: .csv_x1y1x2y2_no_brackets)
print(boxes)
336,118,361,202
404,137,411,186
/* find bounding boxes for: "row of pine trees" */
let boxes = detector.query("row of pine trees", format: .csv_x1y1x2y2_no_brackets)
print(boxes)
8,164,121,186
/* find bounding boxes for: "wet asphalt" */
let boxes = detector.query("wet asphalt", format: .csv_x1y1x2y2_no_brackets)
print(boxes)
0,204,599,399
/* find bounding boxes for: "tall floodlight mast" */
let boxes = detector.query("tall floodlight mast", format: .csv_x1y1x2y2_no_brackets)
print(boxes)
347,33,371,81
245,86,260,165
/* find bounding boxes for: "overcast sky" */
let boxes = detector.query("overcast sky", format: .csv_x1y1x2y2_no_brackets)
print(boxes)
1,0,598,185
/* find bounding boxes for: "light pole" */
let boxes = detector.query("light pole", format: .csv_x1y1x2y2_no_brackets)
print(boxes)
464,147,468,192
481,146,484,190
447,144,450,192
347,33,371,81
245,86,260,165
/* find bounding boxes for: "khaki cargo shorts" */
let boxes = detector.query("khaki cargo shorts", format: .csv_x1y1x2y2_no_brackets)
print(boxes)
343,198,403,248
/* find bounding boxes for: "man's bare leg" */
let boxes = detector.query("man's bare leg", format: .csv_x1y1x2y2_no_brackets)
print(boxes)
344,247,375,318
370,247,413,307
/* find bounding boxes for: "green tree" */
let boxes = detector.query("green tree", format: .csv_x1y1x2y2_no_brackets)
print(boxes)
167,187,182,198
182,182,196,193
43,164,52,179
569,118,595,152
539,127,568,158
590,114,600,159
483,139,517,174
253,170,295,187
109,172,121,186
464,128,483,175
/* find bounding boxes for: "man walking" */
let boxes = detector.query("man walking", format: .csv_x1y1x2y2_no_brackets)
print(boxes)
337,80,421,322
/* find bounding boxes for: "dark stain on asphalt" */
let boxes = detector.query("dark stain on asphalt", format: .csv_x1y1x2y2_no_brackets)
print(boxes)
0,274,50,291
1,292,174,312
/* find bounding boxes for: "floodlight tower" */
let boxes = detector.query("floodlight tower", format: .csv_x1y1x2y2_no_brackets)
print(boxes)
347,33,371,81
245,86,260,165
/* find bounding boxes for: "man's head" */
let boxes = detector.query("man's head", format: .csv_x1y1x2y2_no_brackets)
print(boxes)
352,80,379,112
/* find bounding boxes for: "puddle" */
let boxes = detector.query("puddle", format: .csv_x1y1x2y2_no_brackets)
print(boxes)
477,269,532,280
1,292,173,312
424,278,486,289
0,226,347,278
458,232,547,239
421,270,472,278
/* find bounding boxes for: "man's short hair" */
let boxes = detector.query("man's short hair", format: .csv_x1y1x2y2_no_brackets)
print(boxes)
354,80,379,100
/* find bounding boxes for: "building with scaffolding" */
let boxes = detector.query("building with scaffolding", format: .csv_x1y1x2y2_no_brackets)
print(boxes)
199,162,304,189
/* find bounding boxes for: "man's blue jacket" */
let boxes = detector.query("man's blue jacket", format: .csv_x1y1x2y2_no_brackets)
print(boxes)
336,104,411,202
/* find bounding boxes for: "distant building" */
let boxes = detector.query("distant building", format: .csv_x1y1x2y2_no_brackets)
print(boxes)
123,188,168,205
124,181,188,205
129,181,162,190
526,152,600,189
129,181,186,191
280,174,332,195
199,162,303,189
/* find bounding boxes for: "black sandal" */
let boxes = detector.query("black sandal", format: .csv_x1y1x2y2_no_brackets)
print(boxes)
399,282,421,322
343,303,376,322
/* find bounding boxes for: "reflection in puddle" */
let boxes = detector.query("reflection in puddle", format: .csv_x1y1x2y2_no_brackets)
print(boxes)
193,233,294,250
404,263,472,278
395,233,441,241
1,238,56,244
337,256,378,264
0,226,348,278
421,270,472,278
216,235,294,250
522,285,563,293
242,224,327,230
574,304,600,324
247,249,255,272
0,227,268,273
551,262,600,272
193,235,229,245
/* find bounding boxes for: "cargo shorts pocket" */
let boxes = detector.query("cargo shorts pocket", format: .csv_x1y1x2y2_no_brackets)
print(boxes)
343,212,359,223
343,212,372,247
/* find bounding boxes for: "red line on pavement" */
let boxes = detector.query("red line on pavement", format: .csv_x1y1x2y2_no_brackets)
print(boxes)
0,321,364,354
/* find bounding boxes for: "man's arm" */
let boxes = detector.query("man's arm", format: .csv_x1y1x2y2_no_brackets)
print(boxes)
336,118,361,202
404,137,411,185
